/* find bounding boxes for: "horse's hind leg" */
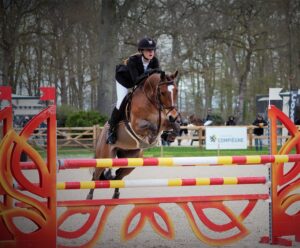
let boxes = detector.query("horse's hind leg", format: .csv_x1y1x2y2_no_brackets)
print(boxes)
87,128,117,200
87,189,94,200
86,168,105,200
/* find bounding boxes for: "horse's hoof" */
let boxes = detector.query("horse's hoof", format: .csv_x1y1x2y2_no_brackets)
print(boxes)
86,194,93,200
112,192,120,199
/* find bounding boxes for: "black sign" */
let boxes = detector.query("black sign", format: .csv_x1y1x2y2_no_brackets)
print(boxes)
289,90,298,123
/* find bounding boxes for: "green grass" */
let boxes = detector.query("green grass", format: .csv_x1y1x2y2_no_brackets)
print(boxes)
57,148,95,158
144,146,270,157
35,146,296,158
34,147,94,158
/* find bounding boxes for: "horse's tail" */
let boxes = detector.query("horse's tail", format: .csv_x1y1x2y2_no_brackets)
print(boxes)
91,123,111,177
95,123,109,157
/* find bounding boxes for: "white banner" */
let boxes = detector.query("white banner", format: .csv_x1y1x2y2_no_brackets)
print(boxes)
205,127,247,150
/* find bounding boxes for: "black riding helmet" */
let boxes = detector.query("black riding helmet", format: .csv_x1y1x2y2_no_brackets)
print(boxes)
138,37,156,51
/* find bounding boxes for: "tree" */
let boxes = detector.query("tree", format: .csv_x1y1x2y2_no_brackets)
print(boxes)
1,0,299,125
0,0,43,90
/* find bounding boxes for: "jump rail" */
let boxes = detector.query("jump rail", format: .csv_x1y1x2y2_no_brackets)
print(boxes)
19,154,300,169
14,176,268,190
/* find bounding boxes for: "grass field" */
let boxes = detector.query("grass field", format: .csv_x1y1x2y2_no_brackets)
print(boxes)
52,146,276,158
143,146,270,157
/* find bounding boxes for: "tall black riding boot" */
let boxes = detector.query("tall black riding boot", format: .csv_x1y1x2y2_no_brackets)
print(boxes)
106,107,121,144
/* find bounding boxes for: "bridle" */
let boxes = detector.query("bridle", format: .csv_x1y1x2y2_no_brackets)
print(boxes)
142,75,179,135
155,81,178,117
142,76,177,115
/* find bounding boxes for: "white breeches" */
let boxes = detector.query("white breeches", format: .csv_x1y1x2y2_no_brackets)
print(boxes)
116,81,129,109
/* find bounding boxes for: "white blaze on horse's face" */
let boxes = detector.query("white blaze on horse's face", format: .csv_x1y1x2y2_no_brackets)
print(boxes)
168,85,175,106
165,84,178,123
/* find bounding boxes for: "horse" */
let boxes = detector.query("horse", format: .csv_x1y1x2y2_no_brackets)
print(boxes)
87,70,180,199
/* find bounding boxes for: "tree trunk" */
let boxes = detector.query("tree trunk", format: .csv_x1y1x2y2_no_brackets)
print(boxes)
228,46,252,123
76,32,84,109
0,1,17,89
96,0,118,116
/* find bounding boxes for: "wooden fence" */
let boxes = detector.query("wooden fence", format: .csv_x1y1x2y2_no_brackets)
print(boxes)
15,125,298,151
15,126,101,151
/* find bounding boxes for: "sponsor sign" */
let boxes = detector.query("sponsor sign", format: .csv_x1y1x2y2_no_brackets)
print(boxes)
206,127,247,150
289,90,298,123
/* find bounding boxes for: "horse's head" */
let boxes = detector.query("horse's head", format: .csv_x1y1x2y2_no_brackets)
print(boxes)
156,70,179,123
156,70,181,140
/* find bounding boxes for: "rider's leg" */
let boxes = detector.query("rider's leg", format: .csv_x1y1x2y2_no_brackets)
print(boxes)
106,107,120,144
107,82,128,144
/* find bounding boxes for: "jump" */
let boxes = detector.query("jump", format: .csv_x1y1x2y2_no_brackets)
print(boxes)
87,71,180,199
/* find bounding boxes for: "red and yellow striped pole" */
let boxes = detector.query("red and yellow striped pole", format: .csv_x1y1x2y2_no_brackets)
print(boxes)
54,176,267,190
19,154,300,170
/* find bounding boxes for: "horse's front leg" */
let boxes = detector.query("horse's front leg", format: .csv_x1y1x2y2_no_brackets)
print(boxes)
112,168,135,199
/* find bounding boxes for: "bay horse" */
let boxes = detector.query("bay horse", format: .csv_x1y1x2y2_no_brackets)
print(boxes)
87,70,180,199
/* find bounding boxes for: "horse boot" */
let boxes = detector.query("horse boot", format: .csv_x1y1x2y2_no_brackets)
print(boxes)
106,107,121,144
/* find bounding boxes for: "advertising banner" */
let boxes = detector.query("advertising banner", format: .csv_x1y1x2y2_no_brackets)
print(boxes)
206,127,247,150
289,90,298,123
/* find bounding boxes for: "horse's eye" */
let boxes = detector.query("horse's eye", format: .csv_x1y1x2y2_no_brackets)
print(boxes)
161,92,165,96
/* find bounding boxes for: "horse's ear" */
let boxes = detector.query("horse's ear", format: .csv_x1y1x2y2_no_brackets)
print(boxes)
171,70,178,79
160,71,166,81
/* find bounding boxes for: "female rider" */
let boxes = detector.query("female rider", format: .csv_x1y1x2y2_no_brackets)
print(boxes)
107,37,160,144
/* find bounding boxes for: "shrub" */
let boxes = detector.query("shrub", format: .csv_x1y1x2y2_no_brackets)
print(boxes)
56,105,76,127
65,110,107,127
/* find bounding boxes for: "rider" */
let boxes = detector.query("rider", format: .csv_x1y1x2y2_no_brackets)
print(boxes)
107,37,160,144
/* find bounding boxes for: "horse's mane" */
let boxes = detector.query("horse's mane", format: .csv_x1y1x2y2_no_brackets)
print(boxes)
133,72,162,97
145,73,160,87
142,71,173,89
